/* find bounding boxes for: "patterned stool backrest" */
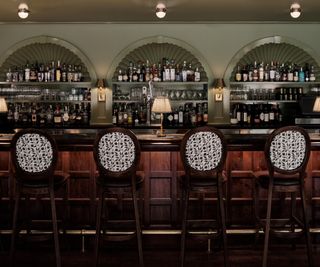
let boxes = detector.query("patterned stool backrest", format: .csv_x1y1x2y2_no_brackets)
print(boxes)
11,129,58,179
181,126,227,174
94,128,140,176
266,126,310,174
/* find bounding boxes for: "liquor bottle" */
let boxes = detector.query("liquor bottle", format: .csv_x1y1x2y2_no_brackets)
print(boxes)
78,65,83,82
46,105,53,125
117,104,124,125
248,64,253,82
170,59,176,81
178,105,184,125
269,104,276,124
175,64,181,82
275,62,281,81
196,103,203,126
61,63,67,82
310,65,316,82
242,65,249,82
67,64,73,82
246,104,252,125
203,103,208,124
56,60,62,82
258,62,264,81
11,67,18,82
145,60,150,82
264,63,270,81
269,61,276,81
54,105,62,126
304,63,310,82
132,67,138,82
263,104,269,124
39,107,46,126
173,108,179,126
235,65,242,82
280,63,287,81
187,63,194,82
140,63,146,82
37,63,45,82
31,106,37,126
62,105,70,126
6,67,12,82
298,66,305,82
194,67,201,82
252,61,258,82
242,104,248,124
14,105,20,123
24,61,30,82
181,61,188,82
29,63,37,82
112,104,118,125
7,104,14,125
293,64,299,82
164,59,170,81
50,61,55,82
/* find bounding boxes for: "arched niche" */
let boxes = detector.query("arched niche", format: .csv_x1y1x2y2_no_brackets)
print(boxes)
224,36,320,84
0,35,96,82
107,36,212,84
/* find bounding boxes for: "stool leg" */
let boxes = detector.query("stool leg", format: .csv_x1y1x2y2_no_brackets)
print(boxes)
10,186,21,267
254,179,261,246
300,181,314,267
180,188,189,267
94,188,104,267
132,183,144,267
49,184,61,267
218,178,229,267
262,177,274,267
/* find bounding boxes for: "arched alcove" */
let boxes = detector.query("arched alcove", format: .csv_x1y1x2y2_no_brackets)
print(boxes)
107,36,212,85
224,36,320,84
0,35,97,82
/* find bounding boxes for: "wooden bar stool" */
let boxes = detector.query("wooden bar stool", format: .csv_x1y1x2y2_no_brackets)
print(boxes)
93,127,144,267
10,128,68,267
180,126,229,267
254,126,313,267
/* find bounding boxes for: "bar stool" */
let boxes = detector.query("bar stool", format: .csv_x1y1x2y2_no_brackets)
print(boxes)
180,126,229,267
93,127,144,267
10,128,68,267
254,126,313,267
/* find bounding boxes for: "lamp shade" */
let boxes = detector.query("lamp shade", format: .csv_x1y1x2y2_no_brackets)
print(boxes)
214,78,225,89
0,98,8,113
313,97,320,112
152,96,172,113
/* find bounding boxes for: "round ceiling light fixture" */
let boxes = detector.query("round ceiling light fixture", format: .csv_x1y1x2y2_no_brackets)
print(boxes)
18,3,30,19
290,3,301,18
156,3,166,19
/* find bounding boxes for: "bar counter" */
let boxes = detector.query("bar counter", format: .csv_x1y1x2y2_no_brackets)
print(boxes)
0,126,320,232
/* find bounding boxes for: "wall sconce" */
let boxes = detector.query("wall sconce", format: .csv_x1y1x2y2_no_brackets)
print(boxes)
156,3,167,19
18,3,30,19
151,96,172,137
96,79,106,102
290,3,301,19
214,78,225,102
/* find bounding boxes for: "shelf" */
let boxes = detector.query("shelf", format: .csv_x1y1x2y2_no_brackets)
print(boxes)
0,81,92,87
6,99,91,104
112,81,208,86
113,99,207,103
229,81,319,86
230,100,298,104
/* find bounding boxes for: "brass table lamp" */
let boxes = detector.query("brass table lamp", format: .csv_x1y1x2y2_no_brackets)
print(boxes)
152,96,172,137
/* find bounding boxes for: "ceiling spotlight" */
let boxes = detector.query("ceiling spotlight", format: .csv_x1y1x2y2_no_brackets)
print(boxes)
18,3,30,19
290,3,301,19
156,3,166,19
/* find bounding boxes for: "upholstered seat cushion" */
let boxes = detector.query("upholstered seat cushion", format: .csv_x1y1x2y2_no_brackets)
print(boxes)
180,170,227,189
16,174,68,189
254,170,304,188
97,174,144,188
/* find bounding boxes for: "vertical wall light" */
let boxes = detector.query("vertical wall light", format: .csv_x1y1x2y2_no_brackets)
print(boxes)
156,3,167,19
290,3,302,18
18,3,30,19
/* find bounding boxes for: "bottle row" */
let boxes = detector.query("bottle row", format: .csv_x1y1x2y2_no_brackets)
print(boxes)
230,87,304,101
116,58,202,83
230,103,283,125
234,61,316,82
5,60,85,83
0,86,91,102
112,102,208,127
6,102,90,127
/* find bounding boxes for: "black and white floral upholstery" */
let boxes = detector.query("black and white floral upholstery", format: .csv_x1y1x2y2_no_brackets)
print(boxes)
185,131,222,171
269,130,306,171
98,132,135,172
16,133,53,173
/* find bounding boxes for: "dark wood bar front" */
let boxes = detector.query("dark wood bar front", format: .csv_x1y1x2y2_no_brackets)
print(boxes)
0,129,320,234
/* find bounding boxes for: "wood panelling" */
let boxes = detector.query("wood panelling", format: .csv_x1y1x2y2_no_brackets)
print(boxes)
1,149,320,230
